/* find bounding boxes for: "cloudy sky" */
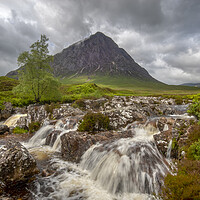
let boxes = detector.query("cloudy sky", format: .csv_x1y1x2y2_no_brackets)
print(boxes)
0,0,200,84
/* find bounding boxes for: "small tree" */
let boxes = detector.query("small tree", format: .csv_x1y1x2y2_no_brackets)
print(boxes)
14,35,61,103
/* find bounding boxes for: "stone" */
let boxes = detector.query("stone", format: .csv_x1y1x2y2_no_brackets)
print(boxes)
0,125,9,135
60,130,133,163
0,139,38,192
0,102,13,121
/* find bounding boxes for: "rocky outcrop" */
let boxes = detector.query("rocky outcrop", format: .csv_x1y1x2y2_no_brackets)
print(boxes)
61,130,133,163
152,116,195,159
100,96,187,129
0,140,38,192
27,104,84,126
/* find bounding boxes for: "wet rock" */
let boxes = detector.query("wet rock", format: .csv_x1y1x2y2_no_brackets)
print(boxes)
45,130,62,146
0,125,9,135
27,104,84,126
153,117,195,158
0,139,38,192
0,102,13,121
61,130,133,163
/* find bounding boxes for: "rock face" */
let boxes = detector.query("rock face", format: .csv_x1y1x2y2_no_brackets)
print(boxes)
61,130,133,163
0,140,38,192
51,32,158,81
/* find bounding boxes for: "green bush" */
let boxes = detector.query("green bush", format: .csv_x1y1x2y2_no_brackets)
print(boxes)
44,102,60,114
160,159,200,200
78,112,110,132
188,94,200,120
13,126,28,134
187,139,200,160
72,99,86,110
29,121,40,133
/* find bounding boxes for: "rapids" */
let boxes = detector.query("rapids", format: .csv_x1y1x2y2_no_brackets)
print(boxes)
20,117,172,200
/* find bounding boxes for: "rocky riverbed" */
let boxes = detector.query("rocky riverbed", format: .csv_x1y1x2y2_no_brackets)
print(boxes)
0,96,196,199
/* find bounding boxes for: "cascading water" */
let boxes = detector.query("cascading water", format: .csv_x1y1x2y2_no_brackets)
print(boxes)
3,113,27,127
80,128,169,195
21,116,172,200
166,140,172,159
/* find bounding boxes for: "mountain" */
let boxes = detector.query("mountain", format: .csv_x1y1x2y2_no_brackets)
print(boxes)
51,32,158,82
181,83,200,88
7,32,159,84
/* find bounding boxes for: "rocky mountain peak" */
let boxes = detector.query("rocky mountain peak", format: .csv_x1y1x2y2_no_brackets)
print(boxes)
7,32,158,83
52,32,156,81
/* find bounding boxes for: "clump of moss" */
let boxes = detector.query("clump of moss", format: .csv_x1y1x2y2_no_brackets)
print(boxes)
78,112,110,132
29,121,40,133
13,126,28,134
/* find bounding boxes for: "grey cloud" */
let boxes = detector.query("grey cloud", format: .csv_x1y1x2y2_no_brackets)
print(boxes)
0,0,200,85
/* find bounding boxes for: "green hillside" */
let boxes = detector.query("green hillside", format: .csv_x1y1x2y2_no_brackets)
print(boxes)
60,75,200,95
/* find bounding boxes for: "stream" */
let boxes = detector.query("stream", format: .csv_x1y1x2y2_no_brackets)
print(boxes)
17,118,172,200
1,102,194,200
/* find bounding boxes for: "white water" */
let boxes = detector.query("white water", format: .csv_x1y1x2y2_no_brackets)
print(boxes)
3,114,27,127
81,128,169,195
166,140,172,159
22,118,170,200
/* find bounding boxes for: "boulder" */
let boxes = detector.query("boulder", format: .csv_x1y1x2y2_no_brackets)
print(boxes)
60,130,133,163
0,139,38,192
0,125,9,135
0,102,13,121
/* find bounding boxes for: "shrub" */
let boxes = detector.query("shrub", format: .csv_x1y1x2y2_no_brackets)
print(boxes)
187,139,200,160
188,123,200,145
44,102,60,114
160,159,200,200
72,99,86,110
13,126,28,134
29,121,40,133
78,112,110,132
188,94,200,121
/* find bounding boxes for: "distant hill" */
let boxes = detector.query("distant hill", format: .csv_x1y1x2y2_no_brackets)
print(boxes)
180,83,200,88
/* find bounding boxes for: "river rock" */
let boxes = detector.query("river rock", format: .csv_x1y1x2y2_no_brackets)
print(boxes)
0,125,9,135
0,140,38,192
153,117,195,158
61,130,134,163
0,102,13,121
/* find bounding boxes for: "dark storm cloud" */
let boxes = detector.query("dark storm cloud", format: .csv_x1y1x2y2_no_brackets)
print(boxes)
0,0,199,84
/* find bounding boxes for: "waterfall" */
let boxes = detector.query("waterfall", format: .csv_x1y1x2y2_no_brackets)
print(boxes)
51,123,78,151
25,125,54,148
24,117,78,152
3,114,27,127
22,117,171,199
81,128,169,195
166,139,172,159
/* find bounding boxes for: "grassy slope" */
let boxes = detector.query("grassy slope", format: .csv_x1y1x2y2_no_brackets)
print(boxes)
60,75,200,96
0,76,19,109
